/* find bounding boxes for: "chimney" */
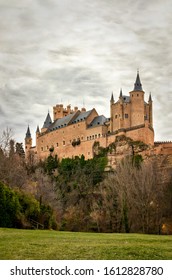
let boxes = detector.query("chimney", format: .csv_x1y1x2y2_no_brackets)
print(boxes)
81,107,86,112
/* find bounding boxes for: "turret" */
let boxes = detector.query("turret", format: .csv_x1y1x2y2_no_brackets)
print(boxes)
110,92,114,104
119,88,123,99
119,88,124,127
148,93,153,127
53,104,75,121
36,125,40,150
110,92,114,132
25,125,32,157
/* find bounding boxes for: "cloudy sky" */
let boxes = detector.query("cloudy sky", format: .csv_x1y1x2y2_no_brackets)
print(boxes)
0,0,172,145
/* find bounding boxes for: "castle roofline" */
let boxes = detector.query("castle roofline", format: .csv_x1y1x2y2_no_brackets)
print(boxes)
71,109,93,123
88,115,108,128
48,109,97,132
48,111,78,131
116,95,130,103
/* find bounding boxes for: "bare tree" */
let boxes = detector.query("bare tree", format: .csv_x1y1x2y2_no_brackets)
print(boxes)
0,127,14,155
0,128,27,189
91,157,167,233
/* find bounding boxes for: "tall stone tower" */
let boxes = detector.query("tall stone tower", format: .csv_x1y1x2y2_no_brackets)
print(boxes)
110,71,153,135
148,93,153,127
36,125,40,151
129,71,145,127
25,126,32,158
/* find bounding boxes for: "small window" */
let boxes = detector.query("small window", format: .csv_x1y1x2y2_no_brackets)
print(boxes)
115,115,118,119
56,143,59,147
125,114,129,118
137,94,139,97
41,147,43,151
63,141,65,146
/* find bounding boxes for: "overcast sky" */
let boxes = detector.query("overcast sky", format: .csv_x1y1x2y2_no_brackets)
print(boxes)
0,0,172,146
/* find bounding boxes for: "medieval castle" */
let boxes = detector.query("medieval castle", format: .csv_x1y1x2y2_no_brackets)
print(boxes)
25,72,172,162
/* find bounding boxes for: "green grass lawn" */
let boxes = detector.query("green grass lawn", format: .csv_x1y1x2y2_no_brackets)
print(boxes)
0,228,171,260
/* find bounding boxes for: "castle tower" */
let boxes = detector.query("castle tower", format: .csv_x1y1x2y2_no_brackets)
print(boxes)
129,71,145,127
148,93,153,127
36,125,40,152
25,126,32,158
110,92,114,132
119,88,124,129
53,104,74,121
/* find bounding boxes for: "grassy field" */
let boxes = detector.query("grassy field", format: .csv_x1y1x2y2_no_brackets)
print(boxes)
0,228,172,260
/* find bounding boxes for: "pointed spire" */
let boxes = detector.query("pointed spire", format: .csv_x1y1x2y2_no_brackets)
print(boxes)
43,112,52,128
36,125,40,133
26,125,31,138
134,70,143,91
148,92,152,102
119,88,123,98
111,92,114,103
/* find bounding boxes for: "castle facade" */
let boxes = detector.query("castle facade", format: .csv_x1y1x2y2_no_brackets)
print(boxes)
25,72,171,161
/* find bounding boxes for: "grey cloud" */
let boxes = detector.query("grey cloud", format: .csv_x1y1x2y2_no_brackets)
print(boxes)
0,0,171,143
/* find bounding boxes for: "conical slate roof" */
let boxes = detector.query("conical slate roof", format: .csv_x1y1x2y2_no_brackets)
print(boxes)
148,93,152,102
25,126,31,138
134,71,143,91
42,112,52,128
110,92,114,103
119,88,123,98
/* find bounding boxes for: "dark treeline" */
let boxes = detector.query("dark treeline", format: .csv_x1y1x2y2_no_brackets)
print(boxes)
0,182,57,229
0,129,172,233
